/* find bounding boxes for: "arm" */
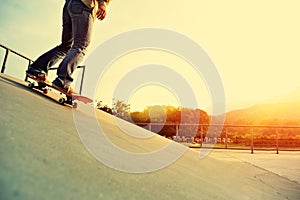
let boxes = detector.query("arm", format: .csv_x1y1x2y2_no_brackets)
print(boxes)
95,0,111,21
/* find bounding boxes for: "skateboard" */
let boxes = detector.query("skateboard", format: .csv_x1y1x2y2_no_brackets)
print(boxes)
26,73,93,108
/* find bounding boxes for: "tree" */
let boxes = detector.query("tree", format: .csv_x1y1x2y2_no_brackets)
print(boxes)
112,99,131,120
129,105,210,138
96,100,113,114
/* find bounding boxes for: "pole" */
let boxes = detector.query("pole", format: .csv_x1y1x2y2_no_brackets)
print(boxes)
79,66,86,95
1,49,9,73
251,127,254,154
225,127,228,149
176,124,179,142
276,128,279,154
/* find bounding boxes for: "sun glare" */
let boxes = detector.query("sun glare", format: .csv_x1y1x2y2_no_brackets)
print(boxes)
129,84,180,112
95,49,211,112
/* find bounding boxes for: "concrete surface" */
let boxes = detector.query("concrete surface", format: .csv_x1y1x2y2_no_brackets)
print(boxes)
1,74,300,200
208,149,300,184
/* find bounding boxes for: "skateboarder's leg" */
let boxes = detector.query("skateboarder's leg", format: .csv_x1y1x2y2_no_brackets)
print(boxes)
54,0,94,89
28,1,74,74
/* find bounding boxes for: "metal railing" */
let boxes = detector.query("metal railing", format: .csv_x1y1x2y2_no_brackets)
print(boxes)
0,44,33,74
135,123,300,154
0,44,86,94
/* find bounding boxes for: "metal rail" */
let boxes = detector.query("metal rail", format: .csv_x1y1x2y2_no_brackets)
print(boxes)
0,44,33,74
135,123,300,154
0,44,85,94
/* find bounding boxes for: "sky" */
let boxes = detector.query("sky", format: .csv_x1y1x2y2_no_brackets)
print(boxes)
1,0,300,114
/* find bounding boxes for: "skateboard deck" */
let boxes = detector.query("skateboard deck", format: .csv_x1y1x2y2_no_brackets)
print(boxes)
26,73,93,108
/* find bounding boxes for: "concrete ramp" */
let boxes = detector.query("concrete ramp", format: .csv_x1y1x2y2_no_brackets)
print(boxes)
1,74,299,200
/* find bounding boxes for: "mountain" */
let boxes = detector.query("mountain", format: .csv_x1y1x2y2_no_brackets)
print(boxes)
222,102,300,125
214,88,300,125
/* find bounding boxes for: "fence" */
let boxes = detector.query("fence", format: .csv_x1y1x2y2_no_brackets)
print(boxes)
0,44,86,94
135,123,300,154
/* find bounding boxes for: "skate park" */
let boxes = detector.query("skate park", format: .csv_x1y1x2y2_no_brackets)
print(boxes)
1,1,300,199
1,73,300,200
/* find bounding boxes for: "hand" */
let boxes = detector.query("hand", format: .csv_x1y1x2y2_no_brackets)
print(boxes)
96,4,107,21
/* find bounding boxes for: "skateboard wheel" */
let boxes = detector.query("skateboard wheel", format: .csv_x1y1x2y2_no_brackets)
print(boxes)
58,98,65,104
28,82,34,88
72,102,78,108
43,89,48,94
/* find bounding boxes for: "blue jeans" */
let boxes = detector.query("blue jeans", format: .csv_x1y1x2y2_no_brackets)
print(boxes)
30,0,94,82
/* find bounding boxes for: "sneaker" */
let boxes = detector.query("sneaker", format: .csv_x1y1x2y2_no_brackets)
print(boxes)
26,66,47,81
52,77,72,93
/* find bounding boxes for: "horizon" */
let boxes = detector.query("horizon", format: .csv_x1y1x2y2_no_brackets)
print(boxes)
104,86,300,121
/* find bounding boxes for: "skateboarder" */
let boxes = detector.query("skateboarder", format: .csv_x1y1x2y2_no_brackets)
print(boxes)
26,0,111,92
